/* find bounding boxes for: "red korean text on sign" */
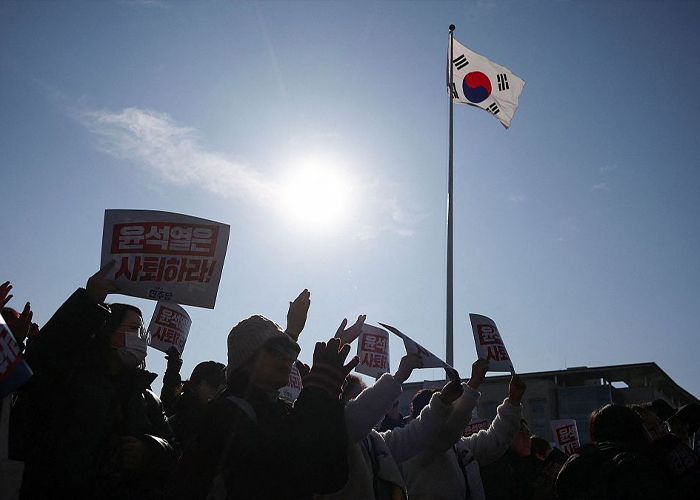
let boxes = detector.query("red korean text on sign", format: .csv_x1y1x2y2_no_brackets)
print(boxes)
0,326,22,381
111,223,219,256
486,344,510,362
114,256,217,284
361,352,389,371
477,324,503,346
556,424,578,445
361,334,388,354
288,368,302,391
156,306,192,331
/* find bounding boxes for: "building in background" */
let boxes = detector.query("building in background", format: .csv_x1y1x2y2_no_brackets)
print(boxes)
399,362,699,444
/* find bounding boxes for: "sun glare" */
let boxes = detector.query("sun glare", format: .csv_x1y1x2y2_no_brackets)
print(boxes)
278,156,355,231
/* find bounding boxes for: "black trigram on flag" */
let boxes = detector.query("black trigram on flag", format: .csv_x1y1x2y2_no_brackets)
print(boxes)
486,103,500,115
497,74,509,91
451,83,459,99
453,54,469,70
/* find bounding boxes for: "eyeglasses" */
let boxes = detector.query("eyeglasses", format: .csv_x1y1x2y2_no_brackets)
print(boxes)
114,325,148,340
264,342,298,361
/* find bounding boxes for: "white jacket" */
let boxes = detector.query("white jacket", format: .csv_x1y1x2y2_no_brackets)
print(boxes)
402,387,522,500
318,373,453,500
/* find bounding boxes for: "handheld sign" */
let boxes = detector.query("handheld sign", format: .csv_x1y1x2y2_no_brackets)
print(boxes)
469,314,514,374
356,324,390,378
463,418,490,437
279,364,302,403
0,316,32,400
147,302,192,355
101,209,230,309
550,419,580,455
378,322,458,379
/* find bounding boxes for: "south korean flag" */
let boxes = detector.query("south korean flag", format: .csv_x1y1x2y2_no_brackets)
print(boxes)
448,38,525,129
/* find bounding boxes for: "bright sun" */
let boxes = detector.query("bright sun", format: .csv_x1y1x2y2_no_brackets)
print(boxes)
278,156,355,231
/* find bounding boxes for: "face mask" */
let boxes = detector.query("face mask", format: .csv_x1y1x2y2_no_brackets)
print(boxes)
114,333,148,368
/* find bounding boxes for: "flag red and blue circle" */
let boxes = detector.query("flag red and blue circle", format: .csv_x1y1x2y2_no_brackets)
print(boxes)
462,71,492,103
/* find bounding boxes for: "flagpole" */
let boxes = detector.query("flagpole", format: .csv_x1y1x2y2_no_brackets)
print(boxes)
446,24,455,369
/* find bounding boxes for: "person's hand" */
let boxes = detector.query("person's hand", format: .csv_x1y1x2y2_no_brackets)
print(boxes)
86,260,119,304
163,346,183,385
507,374,526,406
0,281,13,309
394,353,424,384
285,289,310,340
467,358,489,390
4,302,33,343
301,337,359,399
335,315,366,345
439,377,464,405
119,436,150,470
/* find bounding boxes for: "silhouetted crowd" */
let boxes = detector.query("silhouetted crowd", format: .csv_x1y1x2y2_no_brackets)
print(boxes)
1,270,699,500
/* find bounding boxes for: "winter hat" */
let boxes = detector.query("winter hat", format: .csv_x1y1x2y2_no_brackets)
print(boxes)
226,315,300,380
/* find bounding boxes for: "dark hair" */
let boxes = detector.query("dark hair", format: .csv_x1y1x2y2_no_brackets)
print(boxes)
588,404,649,446
103,303,143,335
530,435,551,456
411,388,440,419
190,361,226,388
341,374,366,401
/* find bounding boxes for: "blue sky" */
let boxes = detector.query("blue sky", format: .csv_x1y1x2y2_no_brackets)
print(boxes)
2,0,699,400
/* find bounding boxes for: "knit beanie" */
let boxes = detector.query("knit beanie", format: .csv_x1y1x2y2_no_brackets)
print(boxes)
226,315,301,380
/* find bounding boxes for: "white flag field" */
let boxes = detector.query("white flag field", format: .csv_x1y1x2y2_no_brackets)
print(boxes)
355,324,391,378
449,37,525,128
378,323,458,379
469,314,515,374
101,209,230,309
147,302,192,355
550,419,581,456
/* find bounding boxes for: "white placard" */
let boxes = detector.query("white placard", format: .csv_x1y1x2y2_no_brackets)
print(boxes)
147,302,192,354
355,324,390,378
550,419,580,455
469,314,514,374
463,418,490,437
378,322,457,379
101,209,230,309
279,364,303,403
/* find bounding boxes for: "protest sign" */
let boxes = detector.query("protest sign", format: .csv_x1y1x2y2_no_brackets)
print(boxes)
279,364,302,403
0,316,32,400
469,314,514,374
355,324,390,378
378,322,458,379
147,302,192,354
463,418,490,437
550,419,580,455
101,209,230,309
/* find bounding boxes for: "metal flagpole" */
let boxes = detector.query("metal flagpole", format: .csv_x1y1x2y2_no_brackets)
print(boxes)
446,24,455,368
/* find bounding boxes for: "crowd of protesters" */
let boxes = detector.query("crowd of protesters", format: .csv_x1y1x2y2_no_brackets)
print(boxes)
1,269,699,500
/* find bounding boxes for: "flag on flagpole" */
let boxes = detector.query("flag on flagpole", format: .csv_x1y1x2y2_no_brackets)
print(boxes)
448,37,525,128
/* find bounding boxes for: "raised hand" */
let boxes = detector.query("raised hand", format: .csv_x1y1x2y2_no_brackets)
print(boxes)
394,353,424,384
86,260,119,304
335,314,366,345
0,281,13,309
467,358,489,390
285,289,311,340
507,374,526,406
439,377,464,406
6,301,34,343
302,337,360,399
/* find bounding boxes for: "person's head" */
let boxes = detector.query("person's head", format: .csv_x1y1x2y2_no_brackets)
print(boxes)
666,404,700,447
410,388,440,420
189,360,226,404
630,404,668,441
103,303,147,371
530,435,551,461
341,374,367,405
588,404,650,446
510,419,532,457
226,315,300,392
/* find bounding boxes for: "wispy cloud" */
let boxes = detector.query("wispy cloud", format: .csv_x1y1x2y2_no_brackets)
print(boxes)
75,107,275,204
509,194,525,203
599,164,617,173
591,182,610,192
74,106,417,238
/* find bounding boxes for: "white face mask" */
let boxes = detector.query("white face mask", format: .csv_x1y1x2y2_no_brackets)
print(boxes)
114,333,148,368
